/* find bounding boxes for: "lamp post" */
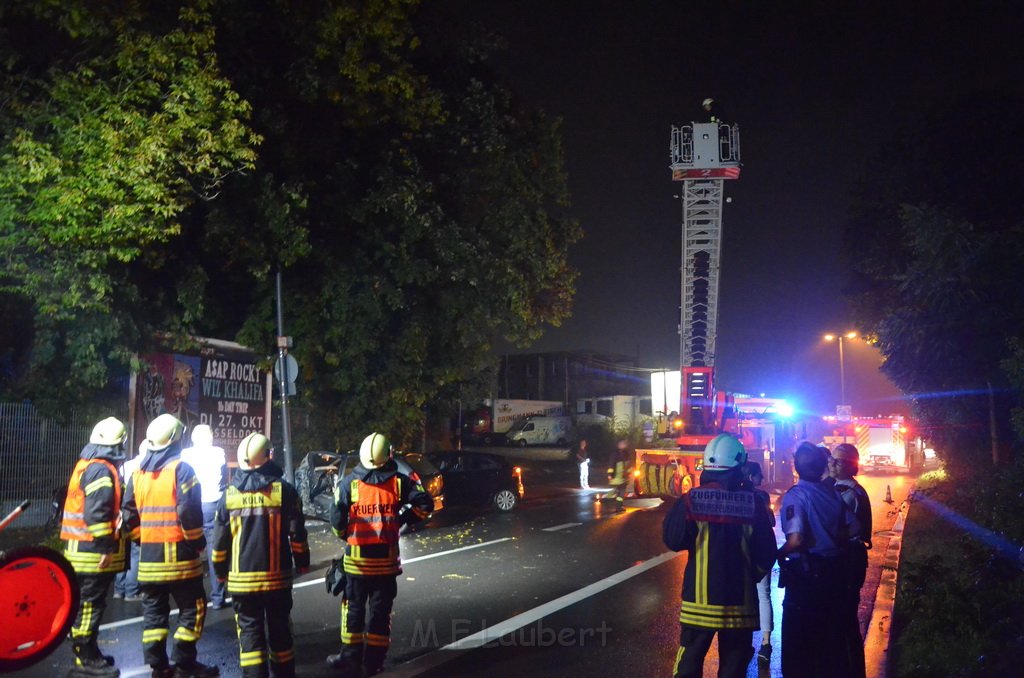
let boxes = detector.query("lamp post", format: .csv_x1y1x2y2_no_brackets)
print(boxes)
824,332,858,407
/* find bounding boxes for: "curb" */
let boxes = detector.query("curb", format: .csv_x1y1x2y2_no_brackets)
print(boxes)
864,499,909,677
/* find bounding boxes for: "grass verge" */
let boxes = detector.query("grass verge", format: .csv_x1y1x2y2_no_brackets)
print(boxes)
891,467,1024,677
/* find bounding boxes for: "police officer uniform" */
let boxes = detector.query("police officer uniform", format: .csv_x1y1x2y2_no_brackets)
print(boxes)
211,433,309,678
662,435,777,678
779,443,858,678
61,417,129,677
122,414,218,678
327,433,432,677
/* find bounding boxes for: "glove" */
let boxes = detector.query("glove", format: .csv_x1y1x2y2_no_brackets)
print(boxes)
325,558,346,597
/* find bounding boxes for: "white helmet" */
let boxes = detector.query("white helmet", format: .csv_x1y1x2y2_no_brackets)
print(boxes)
90,417,127,447
237,433,271,471
359,432,391,470
146,413,184,451
702,97,714,107
702,434,747,471
191,424,214,447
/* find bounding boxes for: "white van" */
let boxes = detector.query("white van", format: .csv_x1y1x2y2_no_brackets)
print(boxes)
506,416,575,447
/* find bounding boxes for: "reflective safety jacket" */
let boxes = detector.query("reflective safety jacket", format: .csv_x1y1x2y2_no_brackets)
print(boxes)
662,470,777,630
211,462,310,594
330,460,432,577
122,442,206,583
61,444,127,574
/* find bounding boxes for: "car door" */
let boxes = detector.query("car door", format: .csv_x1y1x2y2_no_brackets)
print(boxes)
462,454,504,503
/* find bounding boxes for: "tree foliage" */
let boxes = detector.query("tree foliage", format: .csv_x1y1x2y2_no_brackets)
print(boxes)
843,93,1024,463
0,0,580,447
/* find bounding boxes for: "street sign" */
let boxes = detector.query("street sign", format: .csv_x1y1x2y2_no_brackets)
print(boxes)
274,354,299,384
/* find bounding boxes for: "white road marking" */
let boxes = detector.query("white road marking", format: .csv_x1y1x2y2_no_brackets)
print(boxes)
386,550,682,676
541,522,582,532
443,550,679,649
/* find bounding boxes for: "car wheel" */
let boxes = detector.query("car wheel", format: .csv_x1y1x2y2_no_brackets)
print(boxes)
494,489,518,512
517,439,528,447
556,438,567,446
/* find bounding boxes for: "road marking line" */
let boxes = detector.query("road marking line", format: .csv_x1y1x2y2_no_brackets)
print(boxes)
386,550,681,677
100,537,515,630
541,522,582,532
444,550,679,649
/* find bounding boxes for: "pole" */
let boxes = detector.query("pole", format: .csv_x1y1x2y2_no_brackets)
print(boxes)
276,269,294,484
838,335,847,407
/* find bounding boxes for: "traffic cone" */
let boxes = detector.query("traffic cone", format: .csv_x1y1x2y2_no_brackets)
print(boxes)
884,485,893,504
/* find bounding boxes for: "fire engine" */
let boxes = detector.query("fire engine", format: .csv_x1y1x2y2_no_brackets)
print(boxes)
821,415,910,473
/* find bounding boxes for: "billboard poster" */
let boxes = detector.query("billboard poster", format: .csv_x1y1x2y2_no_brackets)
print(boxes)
131,340,271,462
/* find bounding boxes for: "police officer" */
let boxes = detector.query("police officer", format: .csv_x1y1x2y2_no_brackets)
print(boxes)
326,433,433,677
662,435,777,678
122,414,219,678
830,443,872,678
61,416,129,677
211,433,310,678
778,442,859,678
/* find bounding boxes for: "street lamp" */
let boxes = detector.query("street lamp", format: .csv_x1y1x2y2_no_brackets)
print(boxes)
823,331,858,407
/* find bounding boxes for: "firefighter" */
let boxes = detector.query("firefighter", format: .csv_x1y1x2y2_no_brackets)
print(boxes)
662,434,777,678
326,433,433,677
122,414,219,678
211,433,309,678
829,443,872,678
607,439,632,512
61,416,129,677
702,97,729,124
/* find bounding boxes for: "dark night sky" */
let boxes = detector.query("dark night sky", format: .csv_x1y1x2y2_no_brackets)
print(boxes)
447,1,1022,419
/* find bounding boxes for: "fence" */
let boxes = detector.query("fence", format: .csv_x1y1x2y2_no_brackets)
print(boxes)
0,403,93,528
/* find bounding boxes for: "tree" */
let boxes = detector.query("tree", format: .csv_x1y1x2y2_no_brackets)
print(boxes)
0,0,580,447
0,0,260,411
843,93,1024,464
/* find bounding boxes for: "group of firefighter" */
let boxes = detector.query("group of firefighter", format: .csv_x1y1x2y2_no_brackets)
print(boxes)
60,413,430,678
663,433,873,678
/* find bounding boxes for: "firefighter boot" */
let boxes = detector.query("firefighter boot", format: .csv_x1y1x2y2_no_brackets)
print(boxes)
325,652,361,678
69,642,120,677
172,661,219,678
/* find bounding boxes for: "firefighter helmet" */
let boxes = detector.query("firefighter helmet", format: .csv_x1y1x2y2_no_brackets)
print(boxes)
145,413,184,452
702,433,747,471
191,424,213,447
89,417,127,447
237,433,271,471
359,432,391,470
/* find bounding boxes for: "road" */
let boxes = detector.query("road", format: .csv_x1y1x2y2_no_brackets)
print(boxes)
15,461,915,678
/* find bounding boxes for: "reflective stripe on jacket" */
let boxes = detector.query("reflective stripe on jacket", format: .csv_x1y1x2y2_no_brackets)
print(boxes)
663,479,777,630
126,458,205,583
212,476,310,594
345,476,402,576
61,457,126,574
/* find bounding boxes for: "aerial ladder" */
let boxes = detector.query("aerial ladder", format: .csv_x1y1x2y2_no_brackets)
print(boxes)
670,118,741,446
634,114,747,497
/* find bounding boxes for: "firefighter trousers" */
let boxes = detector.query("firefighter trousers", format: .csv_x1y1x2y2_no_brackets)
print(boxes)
673,626,753,678
70,572,115,656
140,577,207,669
234,589,296,678
340,575,398,674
